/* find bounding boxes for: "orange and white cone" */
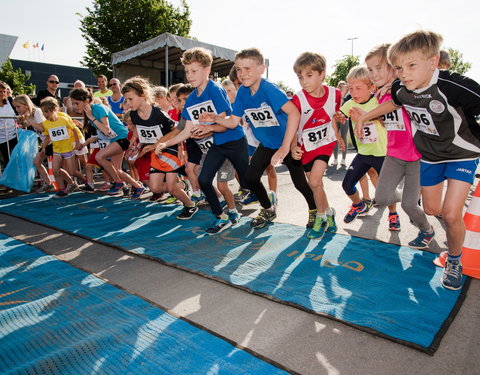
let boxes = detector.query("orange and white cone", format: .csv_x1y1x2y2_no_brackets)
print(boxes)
434,183,480,278
47,156,60,191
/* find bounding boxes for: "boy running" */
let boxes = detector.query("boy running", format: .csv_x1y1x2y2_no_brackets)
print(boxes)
356,30,480,290
290,52,344,239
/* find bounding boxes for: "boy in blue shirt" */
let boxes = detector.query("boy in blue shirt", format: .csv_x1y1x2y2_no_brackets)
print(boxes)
156,47,248,234
355,30,480,290
201,48,316,229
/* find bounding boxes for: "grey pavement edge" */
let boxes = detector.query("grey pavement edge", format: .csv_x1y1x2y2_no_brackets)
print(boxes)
1,152,480,375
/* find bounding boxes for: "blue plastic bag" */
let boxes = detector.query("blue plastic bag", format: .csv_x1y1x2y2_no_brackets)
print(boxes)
0,129,38,192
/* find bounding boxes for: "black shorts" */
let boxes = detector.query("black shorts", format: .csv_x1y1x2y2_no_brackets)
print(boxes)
116,138,130,151
150,165,187,176
186,139,202,165
45,143,53,157
303,155,330,172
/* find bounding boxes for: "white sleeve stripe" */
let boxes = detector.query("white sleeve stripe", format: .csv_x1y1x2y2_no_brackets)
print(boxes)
438,77,480,99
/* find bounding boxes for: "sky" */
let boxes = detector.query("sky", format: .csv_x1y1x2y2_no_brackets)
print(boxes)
1,0,479,91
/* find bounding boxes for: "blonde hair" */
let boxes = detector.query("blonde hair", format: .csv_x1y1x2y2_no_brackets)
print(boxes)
13,94,38,117
39,97,59,112
221,79,235,90
346,65,372,84
123,109,132,123
235,48,264,65
181,47,213,67
365,43,391,65
387,30,443,66
153,86,168,98
293,52,326,74
121,76,154,104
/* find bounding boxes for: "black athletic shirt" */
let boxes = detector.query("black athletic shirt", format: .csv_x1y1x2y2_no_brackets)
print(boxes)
391,69,480,163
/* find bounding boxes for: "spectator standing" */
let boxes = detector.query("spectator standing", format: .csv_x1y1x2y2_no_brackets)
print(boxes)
93,75,113,98
33,75,62,107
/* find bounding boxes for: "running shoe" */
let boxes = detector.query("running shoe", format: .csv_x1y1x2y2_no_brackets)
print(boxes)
340,159,347,167
36,182,54,193
159,194,178,204
228,210,241,225
149,193,165,202
234,188,250,202
66,183,79,194
307,216,329,240
408,230,435,249
176,205,198,220
191,193,206,205
131,186,145,199
107,182,125,195
326,208,337,233
306,209,316,228
206,216,232,235
441,258,463,290
362,198,373,213
54,190,68,198
80,183,95,192
388,212,401,231
98,182,113,192
343,201,367,223
251,208,276,229
240,192,259,206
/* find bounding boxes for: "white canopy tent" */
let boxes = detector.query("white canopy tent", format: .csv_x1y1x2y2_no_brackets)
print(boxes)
111,33,237,85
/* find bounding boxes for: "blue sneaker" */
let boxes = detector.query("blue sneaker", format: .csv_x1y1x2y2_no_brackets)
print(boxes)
307,216,328,240
107,182,125,195
228,211,241,225
240,192,259,206
191,193,206,205
343,201,367,223
206,216,232,235
408,230,435,249
131,186,145,199
326,208,337,233
441,258,463,290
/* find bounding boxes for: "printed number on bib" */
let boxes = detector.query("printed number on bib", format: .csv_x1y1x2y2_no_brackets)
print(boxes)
404,105,439,136
195,136,214,154
90,139,110,149
381,109,405,131
48,126,69,141
136,125,163,144
245,105,279,128
302,123,336,151
187,100,217,125
358,122,378,144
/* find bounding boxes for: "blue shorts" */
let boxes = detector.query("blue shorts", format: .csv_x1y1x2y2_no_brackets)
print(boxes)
420,159,479,186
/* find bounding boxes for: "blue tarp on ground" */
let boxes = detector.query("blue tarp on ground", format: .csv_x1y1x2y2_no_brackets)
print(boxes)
0,233,288,374
0,193,468,353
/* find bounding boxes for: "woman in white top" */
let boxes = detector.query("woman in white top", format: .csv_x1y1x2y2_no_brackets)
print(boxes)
0,81,18,166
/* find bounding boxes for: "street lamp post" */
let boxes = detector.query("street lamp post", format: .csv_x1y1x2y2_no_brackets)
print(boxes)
347,37,359,56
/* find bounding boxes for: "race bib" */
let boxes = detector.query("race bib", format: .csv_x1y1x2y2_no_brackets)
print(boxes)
245,105,279,128
89,139,110,149
404,105,439,136
48,126,69,141
302,123,336,151
381,109,406,131
195,136,214,154
358,122,379,144
136,125,163,144
187,100,217,125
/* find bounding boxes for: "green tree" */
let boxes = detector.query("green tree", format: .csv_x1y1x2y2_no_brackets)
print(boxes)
276,81,294,94
447,48,472,75
0,59,36,95
326,55,360,88
79,0,192,77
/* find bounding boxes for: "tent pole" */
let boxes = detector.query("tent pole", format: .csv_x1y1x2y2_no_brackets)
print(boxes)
165,46,169,87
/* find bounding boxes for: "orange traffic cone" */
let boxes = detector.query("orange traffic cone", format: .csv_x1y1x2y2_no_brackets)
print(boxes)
434,183,480,278
47,156,60,191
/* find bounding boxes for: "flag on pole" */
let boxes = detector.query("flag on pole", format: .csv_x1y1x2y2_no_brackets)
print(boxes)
22,41,29,48
41,43,45,51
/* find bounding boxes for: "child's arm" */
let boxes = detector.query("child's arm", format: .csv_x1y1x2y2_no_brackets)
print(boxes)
271,100,300,166
353,100,399,139
155,121,194,154
199,112,242,129
191,112,229,137
332,119,346,152
41,135,50,153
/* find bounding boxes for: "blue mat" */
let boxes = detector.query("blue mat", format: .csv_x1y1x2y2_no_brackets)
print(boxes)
0,233,289,374
0,193,469,354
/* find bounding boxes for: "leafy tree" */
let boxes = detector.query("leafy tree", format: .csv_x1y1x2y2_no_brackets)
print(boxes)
326,55,360,88
447,48,472,75
0,59,36,95
276,80,294,94
78,0,192,77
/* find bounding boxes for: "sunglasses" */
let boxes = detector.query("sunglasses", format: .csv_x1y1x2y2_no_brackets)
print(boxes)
108,82,118,87
48,80,59,84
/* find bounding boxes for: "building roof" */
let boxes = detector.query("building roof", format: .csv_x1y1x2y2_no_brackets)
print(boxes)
111,33,237,78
